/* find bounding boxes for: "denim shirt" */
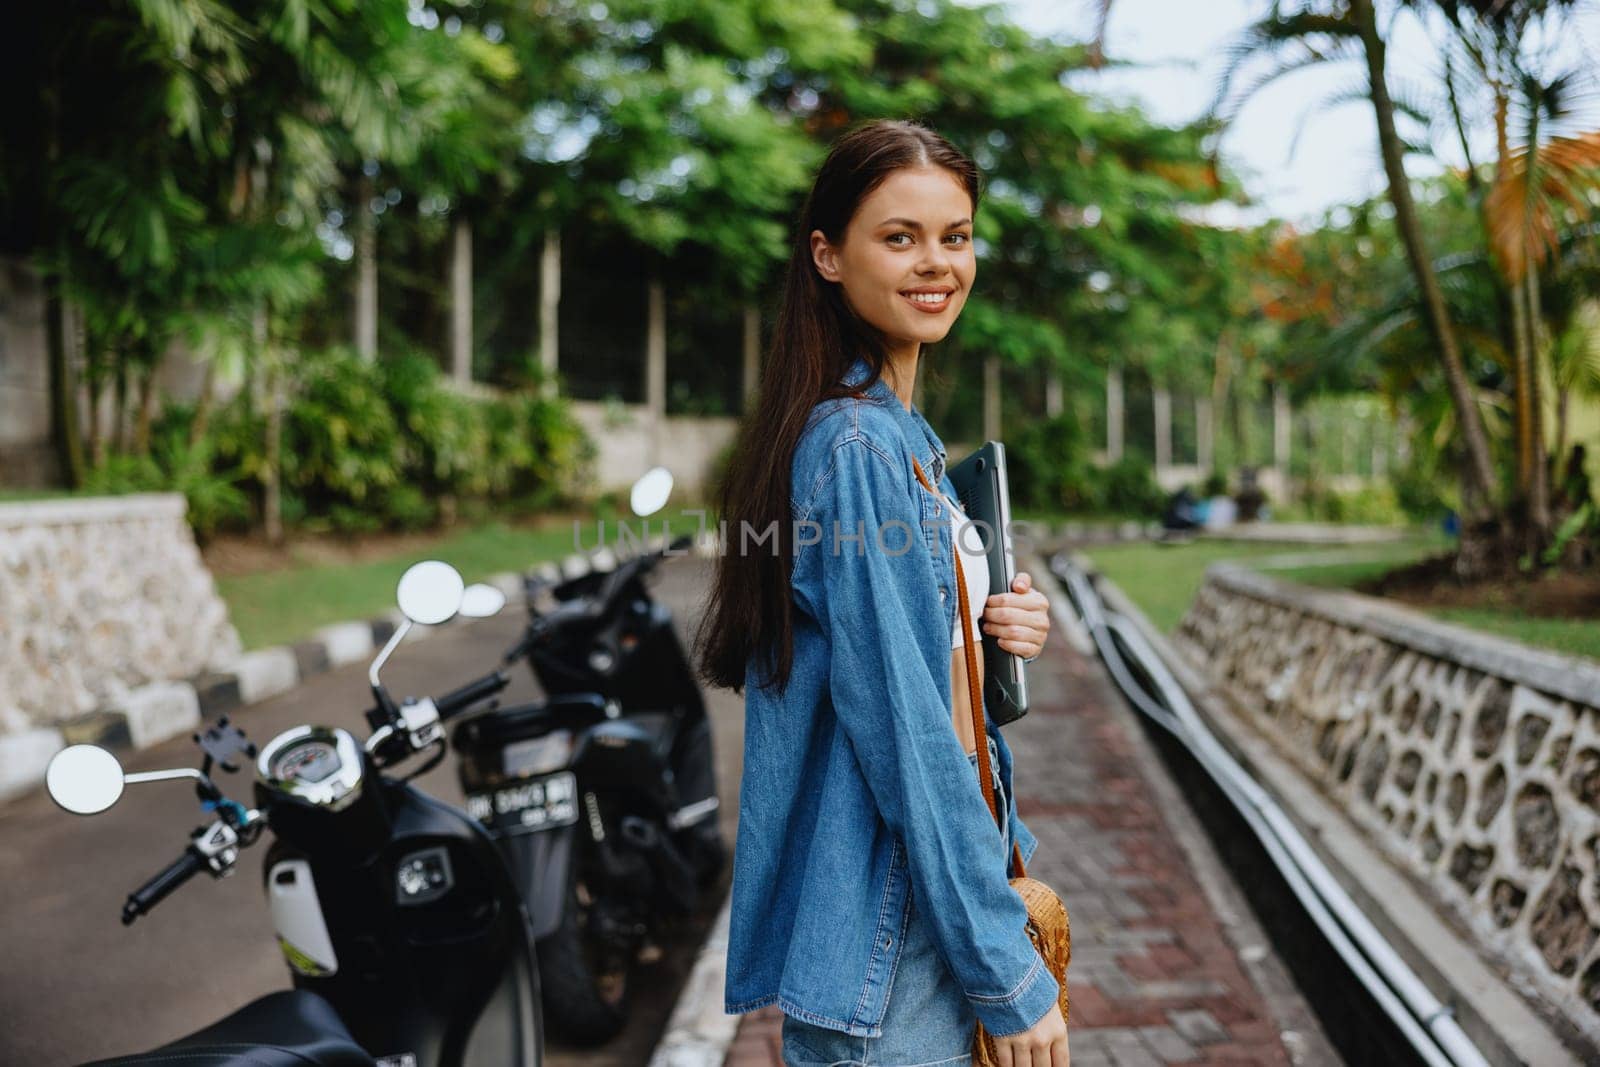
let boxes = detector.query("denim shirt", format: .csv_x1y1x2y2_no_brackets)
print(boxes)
724,355,1057,1038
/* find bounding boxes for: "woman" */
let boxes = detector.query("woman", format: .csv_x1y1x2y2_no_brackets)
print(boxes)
695,119,1068,1067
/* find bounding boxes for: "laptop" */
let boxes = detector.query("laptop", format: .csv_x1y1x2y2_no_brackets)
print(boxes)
946,441,1029,725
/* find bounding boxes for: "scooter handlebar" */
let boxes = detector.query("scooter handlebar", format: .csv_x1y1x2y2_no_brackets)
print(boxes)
122,847,205,925
508,536,685,662
436,669,510,720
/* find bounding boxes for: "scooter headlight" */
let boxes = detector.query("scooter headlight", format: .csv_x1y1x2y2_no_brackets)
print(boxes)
503,730,574,778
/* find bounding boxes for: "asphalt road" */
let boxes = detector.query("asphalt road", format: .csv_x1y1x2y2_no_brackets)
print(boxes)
0,555,742,1067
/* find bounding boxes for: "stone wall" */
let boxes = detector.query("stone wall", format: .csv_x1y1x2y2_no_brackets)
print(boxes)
1174,565,1600,1038
0,494,240,798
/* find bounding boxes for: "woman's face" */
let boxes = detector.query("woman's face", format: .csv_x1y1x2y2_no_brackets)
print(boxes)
811,165,976,357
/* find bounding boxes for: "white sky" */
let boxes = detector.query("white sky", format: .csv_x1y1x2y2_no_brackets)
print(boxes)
988,0,1600,227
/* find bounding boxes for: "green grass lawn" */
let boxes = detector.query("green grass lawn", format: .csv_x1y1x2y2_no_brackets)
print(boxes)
1083,536,1600,662
219,521,589,650
1426,609,1600,661
217,500,723,651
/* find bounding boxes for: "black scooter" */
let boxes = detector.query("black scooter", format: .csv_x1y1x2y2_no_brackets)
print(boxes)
450,467,725,1044
45,562,539,1067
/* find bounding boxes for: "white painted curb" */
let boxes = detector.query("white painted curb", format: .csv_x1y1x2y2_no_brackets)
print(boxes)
648,892,739,1067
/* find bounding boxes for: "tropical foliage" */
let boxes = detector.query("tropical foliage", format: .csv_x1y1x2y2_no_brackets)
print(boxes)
6,0,1600,577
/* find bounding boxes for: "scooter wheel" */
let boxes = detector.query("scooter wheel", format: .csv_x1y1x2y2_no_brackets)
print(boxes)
536,867,630,1045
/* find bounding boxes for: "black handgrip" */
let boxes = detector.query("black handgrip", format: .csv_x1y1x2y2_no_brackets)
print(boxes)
122,848,205,925
437,670,510,719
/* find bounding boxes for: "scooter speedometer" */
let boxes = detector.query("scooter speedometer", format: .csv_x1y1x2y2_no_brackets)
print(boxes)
257,726,365,810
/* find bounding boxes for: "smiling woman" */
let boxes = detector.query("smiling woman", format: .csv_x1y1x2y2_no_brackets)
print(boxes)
694,119,1068,1067
810,173,976,359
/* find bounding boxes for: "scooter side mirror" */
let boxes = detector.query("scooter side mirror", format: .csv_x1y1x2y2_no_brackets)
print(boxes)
630,467,673,518
459,583,507,619
396,560,465,626
46,745,126,815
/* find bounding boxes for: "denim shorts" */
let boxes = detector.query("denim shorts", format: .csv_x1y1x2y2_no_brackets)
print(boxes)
780,738,1011,1066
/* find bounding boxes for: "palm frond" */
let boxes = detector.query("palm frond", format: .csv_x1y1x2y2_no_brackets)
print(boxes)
1485,128,1600,278
1551,299,1600,397
1213,11,1361,124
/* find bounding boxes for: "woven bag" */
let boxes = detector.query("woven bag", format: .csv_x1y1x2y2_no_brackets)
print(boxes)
911,457,1070,1063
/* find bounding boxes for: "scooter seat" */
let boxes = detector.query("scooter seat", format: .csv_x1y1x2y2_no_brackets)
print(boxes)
629,711,675,755
81,990,375,1067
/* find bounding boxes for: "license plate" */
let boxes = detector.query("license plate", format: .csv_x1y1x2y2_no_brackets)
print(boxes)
466,771,579,836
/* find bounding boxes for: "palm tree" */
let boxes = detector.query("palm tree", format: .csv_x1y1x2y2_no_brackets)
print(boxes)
1221,2,1503,518
1429,0,1597,542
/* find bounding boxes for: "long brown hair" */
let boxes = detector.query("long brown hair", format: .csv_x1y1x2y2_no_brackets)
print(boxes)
693,119,981,696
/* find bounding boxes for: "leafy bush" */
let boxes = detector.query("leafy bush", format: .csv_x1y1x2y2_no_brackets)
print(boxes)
82,348,594,538
81,453,165,494
1007,414,1100,511
1291,480,1410,526
282,347,407,524
384,350,487,498
468,389,591,508
1094,456,1166,516
1008,417,1167,517
81,407,250,540
1390,460,1456,523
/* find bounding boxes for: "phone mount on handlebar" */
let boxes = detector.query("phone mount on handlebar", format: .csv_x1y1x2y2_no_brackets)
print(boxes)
197,717,257,779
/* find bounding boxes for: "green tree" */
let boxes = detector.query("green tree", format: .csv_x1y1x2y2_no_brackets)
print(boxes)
1213,1,1501,530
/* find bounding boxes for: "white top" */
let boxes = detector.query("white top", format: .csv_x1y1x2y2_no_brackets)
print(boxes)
942,489,990,650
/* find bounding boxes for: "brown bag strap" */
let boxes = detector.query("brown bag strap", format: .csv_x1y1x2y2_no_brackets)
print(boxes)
912,457,1027,880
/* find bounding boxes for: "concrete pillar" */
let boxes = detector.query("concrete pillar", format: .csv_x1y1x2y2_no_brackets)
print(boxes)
1340,406,1353,474
1106,365,1124,462
742,303,760,407
450,216,472,384
1273,382,1291,478
1045,370,1063,419
539,229,561,398
983,355,1001,442
1153,383,1172,471
354,177,377,361
0,258,56,486
1196,394,1214,472
646,277,666,450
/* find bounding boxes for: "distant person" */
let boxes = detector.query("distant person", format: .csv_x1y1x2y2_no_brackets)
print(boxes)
1205,493,1237,529
695,120,1068,1065
1163,486,1202,531
1204,473,1236,529
1235,465,1266,522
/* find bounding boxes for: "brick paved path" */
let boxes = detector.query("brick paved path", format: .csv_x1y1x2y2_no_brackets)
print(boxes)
724,632,1329,1066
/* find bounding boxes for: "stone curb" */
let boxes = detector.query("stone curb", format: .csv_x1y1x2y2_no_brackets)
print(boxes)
5,533,698,806
648,892,738,1067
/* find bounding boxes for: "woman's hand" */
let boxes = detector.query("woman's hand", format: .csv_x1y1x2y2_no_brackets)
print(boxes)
982,571,1050,659
994,1004,1069,1067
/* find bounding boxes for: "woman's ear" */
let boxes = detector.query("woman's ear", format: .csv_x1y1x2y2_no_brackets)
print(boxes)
810,229,841,283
